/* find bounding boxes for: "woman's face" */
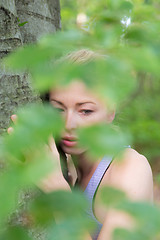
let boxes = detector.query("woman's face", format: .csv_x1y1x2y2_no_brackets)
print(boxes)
50,81,115,155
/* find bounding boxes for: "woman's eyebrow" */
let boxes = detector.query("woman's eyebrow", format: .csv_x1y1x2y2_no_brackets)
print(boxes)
50,99,65,107
76,102,96,106
50,99,96,106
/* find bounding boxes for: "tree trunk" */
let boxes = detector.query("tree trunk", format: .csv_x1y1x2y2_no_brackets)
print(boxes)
0,0,61,134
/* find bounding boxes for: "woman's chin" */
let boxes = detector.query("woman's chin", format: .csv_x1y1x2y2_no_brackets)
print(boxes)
60,144,87,156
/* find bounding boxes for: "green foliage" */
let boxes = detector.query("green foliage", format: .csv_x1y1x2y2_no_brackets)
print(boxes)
113,228,151,240
99,186,127,207
29,190,95,240
29,190,89,224
1,0,160,239
4,104,63,160
17,17,28,27
114,201,160,239
78,123,132,158
0,226,32,240
99,186,160,239
47,216,94,240
18,22,28,27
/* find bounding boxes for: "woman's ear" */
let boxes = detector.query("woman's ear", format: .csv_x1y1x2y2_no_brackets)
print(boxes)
106,110,115,123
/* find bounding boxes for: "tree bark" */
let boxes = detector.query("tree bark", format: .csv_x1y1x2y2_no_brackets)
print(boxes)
0,0,61,134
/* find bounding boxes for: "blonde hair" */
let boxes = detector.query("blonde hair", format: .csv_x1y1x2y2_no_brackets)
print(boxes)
59,49,106,65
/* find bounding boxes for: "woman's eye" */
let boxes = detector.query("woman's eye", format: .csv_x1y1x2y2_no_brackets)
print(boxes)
56,108,65,113
80,110,93,115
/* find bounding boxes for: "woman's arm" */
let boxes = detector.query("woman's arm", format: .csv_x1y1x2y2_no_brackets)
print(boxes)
97,148,153,240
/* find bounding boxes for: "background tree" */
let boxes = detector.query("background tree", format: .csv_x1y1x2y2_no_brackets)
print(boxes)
0,1,60,239
0,0,60,134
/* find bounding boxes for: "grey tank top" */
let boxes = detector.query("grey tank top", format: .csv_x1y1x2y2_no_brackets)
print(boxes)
84,156,112,240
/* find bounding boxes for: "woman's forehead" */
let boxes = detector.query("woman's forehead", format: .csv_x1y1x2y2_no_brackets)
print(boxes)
50,81,96,100
49,81,115,114
49,80,109,110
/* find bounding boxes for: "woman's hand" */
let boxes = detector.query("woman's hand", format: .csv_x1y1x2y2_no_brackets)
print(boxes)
7,115,71,193
7,114,17,134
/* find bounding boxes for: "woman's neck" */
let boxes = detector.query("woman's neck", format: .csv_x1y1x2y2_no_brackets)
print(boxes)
71,153,102,186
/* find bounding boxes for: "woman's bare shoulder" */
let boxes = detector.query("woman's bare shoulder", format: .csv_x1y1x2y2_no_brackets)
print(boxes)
102,148,153,202
114,148,151,168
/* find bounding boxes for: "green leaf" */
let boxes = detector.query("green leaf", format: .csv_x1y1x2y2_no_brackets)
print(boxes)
18,21,28,27
113,228,148,240
4,103,63,161
78,123,132,158
29,190,89,226
0,226,32,240
116,201,160,237
20,146,57,184
0,170,20,224
4,45,54,70
99,186,127,207
48,216,95,240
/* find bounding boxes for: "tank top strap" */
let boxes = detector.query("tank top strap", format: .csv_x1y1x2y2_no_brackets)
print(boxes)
84,156,112,203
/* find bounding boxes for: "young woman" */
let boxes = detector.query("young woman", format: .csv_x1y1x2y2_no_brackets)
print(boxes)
9,49,153,240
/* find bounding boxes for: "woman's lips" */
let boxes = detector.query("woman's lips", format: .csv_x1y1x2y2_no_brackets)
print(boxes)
61,137,77,147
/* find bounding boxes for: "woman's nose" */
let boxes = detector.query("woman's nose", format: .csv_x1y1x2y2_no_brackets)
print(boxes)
65,110,77,131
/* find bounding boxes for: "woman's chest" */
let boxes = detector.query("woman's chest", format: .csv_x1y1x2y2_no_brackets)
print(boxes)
92,164,118,224
92,174,111,224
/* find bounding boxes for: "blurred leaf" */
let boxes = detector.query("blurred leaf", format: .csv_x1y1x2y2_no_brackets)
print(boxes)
121,46,160,76
132,4,156,22
113,228,148,240
78,123,132,158
0,169,20,224
4,45,53,70
30,190,88,222
0,226,31,240
39,30,84,54
116,201,160,237
29,63,57,93
99,186,127,207
48,216,95,240
4,103,63,161
155,174,160,185
0,146,57,225
4,30,85,72
42,57,137,107
29,190,89,227
20,146,57,184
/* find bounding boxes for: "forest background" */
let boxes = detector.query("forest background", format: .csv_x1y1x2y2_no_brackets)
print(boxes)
0,0,160,239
